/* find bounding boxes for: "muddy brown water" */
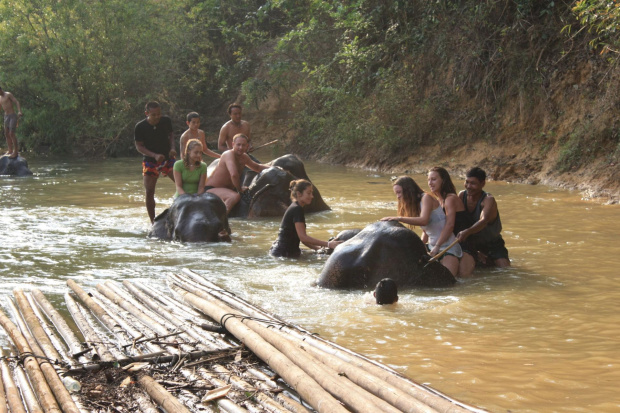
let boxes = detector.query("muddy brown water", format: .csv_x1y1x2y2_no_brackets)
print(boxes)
0,150,618,412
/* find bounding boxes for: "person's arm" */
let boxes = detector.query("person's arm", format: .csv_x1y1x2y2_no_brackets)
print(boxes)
168,130,177,160
244,155,269,173
381,194,434,226
223,154,243,192
430,195,458,256
196,169,207,195
179,133,189,159
294,222,342,250
135,141,165,163
199,131,221,159
218,124,229,152
457,194,499,241
9,93,21,116
173,163,185,195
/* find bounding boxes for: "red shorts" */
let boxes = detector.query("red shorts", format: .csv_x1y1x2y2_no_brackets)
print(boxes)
142,158,176,177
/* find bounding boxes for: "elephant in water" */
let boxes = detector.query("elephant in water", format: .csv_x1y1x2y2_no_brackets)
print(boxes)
148,192,231,242
0,155,33,176
208,153,330,218
317,221,457,289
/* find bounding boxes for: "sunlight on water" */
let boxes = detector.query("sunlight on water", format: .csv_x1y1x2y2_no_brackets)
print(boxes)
0,151,619,412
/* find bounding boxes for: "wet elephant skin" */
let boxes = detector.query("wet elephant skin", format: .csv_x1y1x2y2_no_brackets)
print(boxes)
318,220,457,289
0,155,33,176
148,192,230,242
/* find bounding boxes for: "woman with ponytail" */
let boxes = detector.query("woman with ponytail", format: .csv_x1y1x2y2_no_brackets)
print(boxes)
270,179,342,257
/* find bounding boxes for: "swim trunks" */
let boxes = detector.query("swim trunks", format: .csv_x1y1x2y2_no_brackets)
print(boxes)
142,158,176,177
3,114,17,131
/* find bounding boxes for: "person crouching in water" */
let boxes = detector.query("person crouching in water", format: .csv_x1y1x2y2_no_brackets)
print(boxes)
270,179,342,257
374,278,398,305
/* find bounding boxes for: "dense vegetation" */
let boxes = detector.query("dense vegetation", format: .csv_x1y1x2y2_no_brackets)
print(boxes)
1,0,619,181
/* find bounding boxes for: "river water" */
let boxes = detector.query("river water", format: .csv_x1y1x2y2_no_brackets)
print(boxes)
0,149,618,412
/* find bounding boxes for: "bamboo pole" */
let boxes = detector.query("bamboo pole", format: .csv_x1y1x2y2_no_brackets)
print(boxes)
244,367,311,413
0,359,7,413
67,279,137,349
0,358,27,413
0,306,63,413
184,289,402,413
137,375,192,413
177,270,477,413
65,292,119,362
31,289,88,361
15,364,44,413
96,282,170,337
6,297,82,413
173,285,351,413
122,280,220,348
208,364,294,413
13,289,65,366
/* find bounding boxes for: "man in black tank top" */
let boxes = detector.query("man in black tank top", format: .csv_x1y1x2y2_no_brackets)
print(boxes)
456,167,510,269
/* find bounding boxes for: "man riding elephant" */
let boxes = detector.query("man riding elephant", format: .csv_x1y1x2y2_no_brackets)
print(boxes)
148,192,231,242
317,221,457,289
207,153,330,218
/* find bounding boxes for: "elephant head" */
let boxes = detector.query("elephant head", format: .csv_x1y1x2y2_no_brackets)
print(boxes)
148,192,231,242
0,155,33,176
317,220,457,289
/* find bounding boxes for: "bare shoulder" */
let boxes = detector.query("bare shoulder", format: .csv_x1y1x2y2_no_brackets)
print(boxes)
481,192,497,206
458,189,466,197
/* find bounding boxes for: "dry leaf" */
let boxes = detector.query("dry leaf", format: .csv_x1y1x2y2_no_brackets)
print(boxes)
202,384,232,402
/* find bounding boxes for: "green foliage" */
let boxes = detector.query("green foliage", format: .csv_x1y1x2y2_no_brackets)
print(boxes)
572,0,620,53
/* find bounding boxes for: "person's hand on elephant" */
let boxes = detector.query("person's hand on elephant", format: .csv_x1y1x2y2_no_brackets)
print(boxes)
380,216,400,222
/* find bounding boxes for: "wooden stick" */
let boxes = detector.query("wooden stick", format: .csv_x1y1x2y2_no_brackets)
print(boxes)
15,364,44,413
248,139,278,152
64,293,119,362
424,238,460,268
31,289,88,361
137,375,191,413
0,306,63,413
0,359,7,413
0,358,27,413
13,289,65,367
172,285,349,413
177,269,477,413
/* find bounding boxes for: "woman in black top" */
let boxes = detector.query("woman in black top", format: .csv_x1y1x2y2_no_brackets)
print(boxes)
270,179,342,257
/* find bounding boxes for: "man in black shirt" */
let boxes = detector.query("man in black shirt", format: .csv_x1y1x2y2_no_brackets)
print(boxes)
134,101,177,223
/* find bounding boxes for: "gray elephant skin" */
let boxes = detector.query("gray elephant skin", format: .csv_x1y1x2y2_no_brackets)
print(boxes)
148,192,231,242
209,154,330,218
0,155,33,176
318,221,457,289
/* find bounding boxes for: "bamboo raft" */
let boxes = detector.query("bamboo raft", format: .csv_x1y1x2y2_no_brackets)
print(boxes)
0,269,488,412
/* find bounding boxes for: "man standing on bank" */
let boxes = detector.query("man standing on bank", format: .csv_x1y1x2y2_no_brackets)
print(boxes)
456,167,510,274
0,85,23,158
134,101,177,223
218,103,252,152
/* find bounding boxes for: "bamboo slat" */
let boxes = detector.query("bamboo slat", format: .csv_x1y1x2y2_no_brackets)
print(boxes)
0,359,7,413
137,375,192,413
31,289,87,360
173,285,349,413
0,358,27,413
0,306,63,413
15,364,44,413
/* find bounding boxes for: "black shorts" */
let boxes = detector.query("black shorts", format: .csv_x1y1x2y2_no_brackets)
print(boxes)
476,236,509,262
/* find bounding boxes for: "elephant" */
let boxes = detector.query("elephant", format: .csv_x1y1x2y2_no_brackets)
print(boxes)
317,220,457,289
208,153,330,218
148,192,231,242
0,155,33,176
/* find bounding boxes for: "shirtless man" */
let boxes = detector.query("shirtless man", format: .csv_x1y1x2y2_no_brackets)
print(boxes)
218,103,251,152
206,134,267,213
0,86,23,158
456,167,510,274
